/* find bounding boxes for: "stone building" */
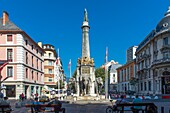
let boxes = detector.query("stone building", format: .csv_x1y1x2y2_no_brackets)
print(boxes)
136,7,170,95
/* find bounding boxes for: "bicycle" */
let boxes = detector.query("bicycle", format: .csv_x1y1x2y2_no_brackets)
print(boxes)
106,100,118,113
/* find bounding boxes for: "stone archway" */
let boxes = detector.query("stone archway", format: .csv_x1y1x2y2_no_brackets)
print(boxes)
162,71,170,94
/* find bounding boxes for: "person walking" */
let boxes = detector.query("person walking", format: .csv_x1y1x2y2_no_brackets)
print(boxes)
48,97,65,113
21,93,25,101
112,95,129,112
131,95,143,113
0,96,11,113
32,97,42,112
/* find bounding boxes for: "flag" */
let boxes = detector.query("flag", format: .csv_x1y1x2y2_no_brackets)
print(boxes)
56,48,59,65
55,58,58,65
68,59,71,70
0,61,8,72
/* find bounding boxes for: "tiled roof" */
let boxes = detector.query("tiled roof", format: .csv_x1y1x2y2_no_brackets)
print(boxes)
0,18,21,30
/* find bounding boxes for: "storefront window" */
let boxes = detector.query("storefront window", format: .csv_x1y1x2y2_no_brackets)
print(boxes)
6,85,16,97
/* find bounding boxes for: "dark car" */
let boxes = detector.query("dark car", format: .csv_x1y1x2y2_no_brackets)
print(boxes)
39,95,50,102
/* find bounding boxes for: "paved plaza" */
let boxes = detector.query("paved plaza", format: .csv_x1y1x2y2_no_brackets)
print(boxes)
6,98,170,113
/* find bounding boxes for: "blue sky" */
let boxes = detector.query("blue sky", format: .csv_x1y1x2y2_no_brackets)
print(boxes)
0,0,169,78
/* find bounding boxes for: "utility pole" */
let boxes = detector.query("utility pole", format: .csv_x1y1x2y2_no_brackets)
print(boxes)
105,47,109,100
105,66,108,100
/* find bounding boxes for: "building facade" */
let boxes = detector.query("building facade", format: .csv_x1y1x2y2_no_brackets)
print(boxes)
0,11,44,99
126,46,138,63
107,60,122,92
136,7,170,95
117,60,136,93
42,44,57,88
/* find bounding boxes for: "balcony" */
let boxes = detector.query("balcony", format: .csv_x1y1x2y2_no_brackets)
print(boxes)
152,58,170,66
160,44,170,52
44,56,56,60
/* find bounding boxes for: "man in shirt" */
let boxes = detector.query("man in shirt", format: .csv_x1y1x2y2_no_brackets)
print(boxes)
131,95,143,113
48,97,65,113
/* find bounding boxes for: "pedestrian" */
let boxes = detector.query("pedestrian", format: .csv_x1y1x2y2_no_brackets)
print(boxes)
0,96,11,113
35,93,38,97
21,93,24,101
48,97,65,113
131,95,143,113
112,95,129,111
32,97,42,112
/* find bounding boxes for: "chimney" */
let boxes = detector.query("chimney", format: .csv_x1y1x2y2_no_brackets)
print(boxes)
2,11,9,26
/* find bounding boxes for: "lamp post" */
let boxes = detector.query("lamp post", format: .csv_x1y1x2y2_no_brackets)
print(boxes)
105,65,108,100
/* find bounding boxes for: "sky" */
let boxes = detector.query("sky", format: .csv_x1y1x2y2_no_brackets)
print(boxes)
0,0,169,79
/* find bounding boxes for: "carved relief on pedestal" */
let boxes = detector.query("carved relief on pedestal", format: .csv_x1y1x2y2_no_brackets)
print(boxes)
81,57,94,66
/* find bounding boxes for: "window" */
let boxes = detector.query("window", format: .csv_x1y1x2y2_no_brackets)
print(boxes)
7,49,13,62
36,49,38,54
26,52,28,64
141,82,143,91
32,56,34,67
49,53,51,58
148,81,151,91
48,61,52,66
32,45,34,50
7,67,13,77
154,41,157,50
163,52,169,59
32,71,34,79
48,77,53,82
7,35,12,42
25,40,28,45
37,59,38,69
37,72,38,81
26,68,28,78
144,82,147,91
163,37,168,45
49,69,52,74
41,62,42,71
113,74,115,77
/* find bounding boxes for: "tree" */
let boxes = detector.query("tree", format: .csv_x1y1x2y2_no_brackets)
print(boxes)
95,67,105,83
129,77,139,91
72,70,77,79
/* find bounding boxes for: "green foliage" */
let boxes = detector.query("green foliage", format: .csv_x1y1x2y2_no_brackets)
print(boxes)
72,70,77,78
129,77,139,85
95,67,105,82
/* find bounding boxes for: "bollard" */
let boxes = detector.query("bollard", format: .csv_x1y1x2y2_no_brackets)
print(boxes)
161,107,164,113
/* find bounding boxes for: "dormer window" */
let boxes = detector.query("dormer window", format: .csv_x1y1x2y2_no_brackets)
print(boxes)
163,37,168,45
25,40,28,45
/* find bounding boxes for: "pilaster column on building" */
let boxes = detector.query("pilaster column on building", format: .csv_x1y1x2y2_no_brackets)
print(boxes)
16,83,25,99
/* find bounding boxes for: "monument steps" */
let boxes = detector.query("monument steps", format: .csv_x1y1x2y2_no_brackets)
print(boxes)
77,95,99,101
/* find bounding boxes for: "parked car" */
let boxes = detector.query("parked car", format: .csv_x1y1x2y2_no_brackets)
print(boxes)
39,95,50,102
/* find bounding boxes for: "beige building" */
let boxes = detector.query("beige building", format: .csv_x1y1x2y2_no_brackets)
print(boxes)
136,7,170,95
41,44,57,88
41,44,64,91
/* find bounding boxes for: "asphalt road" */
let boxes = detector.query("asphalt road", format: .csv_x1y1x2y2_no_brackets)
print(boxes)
7,99,170,113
